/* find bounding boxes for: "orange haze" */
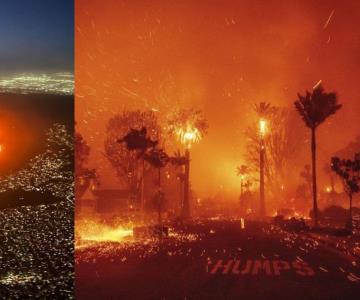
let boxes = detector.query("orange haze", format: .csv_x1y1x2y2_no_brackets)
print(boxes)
76,0,360,197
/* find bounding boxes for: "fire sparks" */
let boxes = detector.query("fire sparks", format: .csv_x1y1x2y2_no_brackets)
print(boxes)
76,219,133,246
323,9,335,29
176,124,202,149
313,79,322,89
240,218,245,229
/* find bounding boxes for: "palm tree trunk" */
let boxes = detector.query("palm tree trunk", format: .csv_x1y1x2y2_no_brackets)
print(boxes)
140,158,145,213
158,206,161,225
158,167,161,188
179,176,183,215
183,149,190,219
348,193,353,232
158,167,161,225
259,138,265,218
240,178,243,198
311,127,318,228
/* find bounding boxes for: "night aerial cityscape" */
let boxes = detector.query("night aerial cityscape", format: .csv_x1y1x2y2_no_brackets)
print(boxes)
1,0,360,299
0,0,74,298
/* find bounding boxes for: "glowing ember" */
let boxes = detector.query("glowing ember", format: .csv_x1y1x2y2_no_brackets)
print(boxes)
176,124,202,149
240,218,245,229
313,79,323,89
76,220,133,245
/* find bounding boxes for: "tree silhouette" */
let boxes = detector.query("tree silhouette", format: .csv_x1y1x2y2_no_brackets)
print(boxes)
294,85,341,227
254,102,274,118
245,105,304,205
104,110,159,199
119,127,158,156
300,164,312,197
167,107,209,141
167,107,208,218
169,150,188,167
143,148,170,224
75,130,98,199
331,154,360,232
144,148,169,169
237,165,250,177
236,165,249,199
120,124,190,222
323,163,336,193
170,150,188,213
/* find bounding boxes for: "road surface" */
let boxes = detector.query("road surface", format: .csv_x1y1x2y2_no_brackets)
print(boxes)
76,220,360,299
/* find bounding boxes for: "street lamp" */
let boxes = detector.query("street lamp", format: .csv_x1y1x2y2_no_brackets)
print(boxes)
177,125,201,149
240,175,245,198
259,119,267,136
259,118,267,218
176,124,201,219
237,165,249,201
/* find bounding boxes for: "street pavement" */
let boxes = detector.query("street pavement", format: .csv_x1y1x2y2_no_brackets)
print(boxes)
76,219,360,300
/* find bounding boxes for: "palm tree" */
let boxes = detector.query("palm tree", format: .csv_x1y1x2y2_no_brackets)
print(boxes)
300,164,312,197
294,85,342,227
119,126,159,212
254,102,273,118
254,102,274,218
144,148,169,225
170,150,187,213
236,165,249,199
167,108,208,219
331,154,360,232
119,127,158,155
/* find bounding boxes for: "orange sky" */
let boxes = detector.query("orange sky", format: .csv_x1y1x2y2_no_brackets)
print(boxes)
76,0,360,197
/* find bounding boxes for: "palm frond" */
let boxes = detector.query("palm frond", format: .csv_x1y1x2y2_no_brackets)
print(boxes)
294,85,341,129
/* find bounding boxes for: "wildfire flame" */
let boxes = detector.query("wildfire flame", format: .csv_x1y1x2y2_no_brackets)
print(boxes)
76,219,133,246
176,123,202,149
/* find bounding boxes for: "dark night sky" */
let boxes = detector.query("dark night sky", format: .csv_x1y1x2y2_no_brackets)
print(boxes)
0,0,73,73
